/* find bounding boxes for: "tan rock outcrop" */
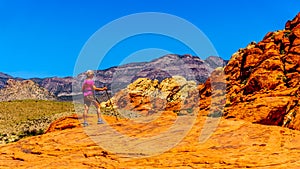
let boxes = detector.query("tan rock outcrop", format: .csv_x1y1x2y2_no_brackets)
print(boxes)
102,76,199,117
0,79,56,101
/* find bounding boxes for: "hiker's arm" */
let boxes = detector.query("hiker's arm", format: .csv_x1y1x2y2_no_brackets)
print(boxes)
93,86,107,91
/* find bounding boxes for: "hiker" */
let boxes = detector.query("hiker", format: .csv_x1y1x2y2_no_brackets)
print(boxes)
82,70,107,126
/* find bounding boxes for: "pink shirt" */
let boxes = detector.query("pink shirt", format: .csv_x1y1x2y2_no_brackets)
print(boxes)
82,79,94,96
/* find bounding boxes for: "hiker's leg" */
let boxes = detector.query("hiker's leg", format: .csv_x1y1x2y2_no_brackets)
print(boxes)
83,104,89,123
93,101,104,123
83,96,92,124
97,106,101,120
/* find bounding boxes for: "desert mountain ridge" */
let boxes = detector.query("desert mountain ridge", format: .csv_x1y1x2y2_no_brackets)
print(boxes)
0,55,226,101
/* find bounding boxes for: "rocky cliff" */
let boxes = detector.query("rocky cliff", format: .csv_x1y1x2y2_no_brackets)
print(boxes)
198,13,300,130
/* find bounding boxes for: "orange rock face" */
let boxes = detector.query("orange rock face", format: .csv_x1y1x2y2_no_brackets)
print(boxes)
45,114,81,133
2,113,300,168
212,13,300,130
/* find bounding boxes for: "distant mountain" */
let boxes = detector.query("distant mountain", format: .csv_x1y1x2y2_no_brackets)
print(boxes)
0,55,227,101
30,77,74,97
0,72,12,79
0,72,13,89
93,55,226,94
0,79,55,101
205,56,229,69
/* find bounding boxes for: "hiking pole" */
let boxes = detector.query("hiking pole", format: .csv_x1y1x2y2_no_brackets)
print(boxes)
105,90,119,121
93,91,101,105
95,96,101,105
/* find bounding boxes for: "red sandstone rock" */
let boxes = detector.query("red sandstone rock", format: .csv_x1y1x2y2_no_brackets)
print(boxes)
205,12,300,130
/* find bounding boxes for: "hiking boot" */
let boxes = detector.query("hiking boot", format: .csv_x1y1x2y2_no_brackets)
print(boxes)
97,119,104,124
83,122,89,127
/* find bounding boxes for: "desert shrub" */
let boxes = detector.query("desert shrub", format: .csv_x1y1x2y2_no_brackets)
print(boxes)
241,78,248,85
284,31,291,38
207,111,223,118
0,100,75,144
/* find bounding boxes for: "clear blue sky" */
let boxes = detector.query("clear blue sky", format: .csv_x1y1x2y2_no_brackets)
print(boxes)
1,0,299,78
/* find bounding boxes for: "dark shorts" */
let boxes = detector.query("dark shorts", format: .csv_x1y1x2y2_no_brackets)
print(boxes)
84,95,97,107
